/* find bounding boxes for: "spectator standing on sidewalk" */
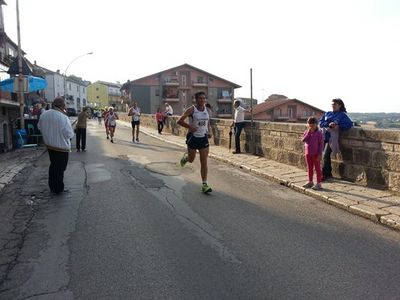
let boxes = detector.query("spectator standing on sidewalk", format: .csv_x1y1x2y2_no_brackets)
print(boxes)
38,97,74,194
96,110,102,124
155,107,164,134
76,107,90,152
177,91,213,193
319,98,353,181
128,101,141,142
164,102,173,127
230,100,251,154
302,117,324,190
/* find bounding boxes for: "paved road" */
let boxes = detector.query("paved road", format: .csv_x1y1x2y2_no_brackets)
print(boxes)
1,120,400,299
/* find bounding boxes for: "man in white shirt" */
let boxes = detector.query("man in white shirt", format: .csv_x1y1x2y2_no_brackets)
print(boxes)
38,97,74,194
164,103,174,128
230,100,251,154
164,103,173,116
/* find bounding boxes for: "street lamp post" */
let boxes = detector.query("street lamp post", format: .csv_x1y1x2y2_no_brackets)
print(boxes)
63,52,93,108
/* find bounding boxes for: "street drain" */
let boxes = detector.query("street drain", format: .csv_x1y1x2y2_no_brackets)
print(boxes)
145,162,188,176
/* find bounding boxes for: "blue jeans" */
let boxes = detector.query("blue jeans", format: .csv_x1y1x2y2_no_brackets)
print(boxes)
234,122,245,152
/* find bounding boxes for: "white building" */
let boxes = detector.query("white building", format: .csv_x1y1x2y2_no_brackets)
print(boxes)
65,75,89,112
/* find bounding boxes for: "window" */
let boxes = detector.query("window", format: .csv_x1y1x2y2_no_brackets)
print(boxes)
181,75,186,86
155,89,159,96
197,76,204,83
288,107,293,118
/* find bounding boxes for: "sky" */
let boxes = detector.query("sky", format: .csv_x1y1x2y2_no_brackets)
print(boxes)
3,0,400,113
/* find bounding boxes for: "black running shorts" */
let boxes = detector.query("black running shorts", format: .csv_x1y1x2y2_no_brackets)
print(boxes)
186,133,209,150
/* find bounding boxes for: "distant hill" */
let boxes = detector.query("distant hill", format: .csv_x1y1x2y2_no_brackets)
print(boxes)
348,113,400,129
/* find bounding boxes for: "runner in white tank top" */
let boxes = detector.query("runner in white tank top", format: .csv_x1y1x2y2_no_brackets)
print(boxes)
177,92,213,193
189,105,209,138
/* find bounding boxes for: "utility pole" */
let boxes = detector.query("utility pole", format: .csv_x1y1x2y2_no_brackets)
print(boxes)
16,0,24,129
250,68,255,154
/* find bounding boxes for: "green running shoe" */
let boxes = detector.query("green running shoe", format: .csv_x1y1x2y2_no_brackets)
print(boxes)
201,183,212,193
180,153,188,167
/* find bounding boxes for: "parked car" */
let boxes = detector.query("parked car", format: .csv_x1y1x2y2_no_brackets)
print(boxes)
66,108,77,116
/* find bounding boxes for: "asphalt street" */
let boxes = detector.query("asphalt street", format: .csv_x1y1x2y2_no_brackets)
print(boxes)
1,119,400,299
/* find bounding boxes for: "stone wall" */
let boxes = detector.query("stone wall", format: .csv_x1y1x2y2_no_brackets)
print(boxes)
120,113,400,193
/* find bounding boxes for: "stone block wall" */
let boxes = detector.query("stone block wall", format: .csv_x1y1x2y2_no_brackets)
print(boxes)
120,113,400,193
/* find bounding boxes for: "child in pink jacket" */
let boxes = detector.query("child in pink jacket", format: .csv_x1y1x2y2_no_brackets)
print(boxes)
302,117,324,190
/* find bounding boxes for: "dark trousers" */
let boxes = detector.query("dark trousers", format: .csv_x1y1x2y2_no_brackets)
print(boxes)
234,122,245,152
157,121,164,134
322,142,332,177
48,149,69,194
76,128,87,150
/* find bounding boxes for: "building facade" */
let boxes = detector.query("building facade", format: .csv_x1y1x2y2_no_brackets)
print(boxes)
235,97,258,109
65,75,89,112
251,95,324,122
87,81,122,110
121,64,241,116
0,1,21,151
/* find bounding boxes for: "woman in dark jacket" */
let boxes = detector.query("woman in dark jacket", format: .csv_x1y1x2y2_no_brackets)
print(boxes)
319,98,353,180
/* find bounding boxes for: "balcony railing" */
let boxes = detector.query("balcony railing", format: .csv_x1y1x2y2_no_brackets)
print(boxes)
216,113,232,118
192,81,208,87
164,75,179,86
0,91,18,107
163,98,180,103
217,98,232,103
164,80,179,86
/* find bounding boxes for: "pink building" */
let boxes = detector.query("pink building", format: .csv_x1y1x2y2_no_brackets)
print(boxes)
121,64,241,116
251,96,324,123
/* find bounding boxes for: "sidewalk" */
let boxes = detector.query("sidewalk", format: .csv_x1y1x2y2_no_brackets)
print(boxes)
136,124,400,232
0,147,46,194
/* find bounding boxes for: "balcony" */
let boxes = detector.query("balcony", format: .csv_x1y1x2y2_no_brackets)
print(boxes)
164,80,179,86
216,113,232,118
192,80,208,87
164,75,179,86
0,91,18,107
163,98,180,103
217,98,232,103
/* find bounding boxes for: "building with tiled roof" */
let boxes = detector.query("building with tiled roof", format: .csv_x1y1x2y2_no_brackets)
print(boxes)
251,94,324,123
121,63,241,116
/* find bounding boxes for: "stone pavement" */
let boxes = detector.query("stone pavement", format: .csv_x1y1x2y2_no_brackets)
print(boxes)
133,123,400,232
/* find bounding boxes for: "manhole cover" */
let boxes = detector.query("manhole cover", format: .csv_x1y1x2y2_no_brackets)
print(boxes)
145,162,188,176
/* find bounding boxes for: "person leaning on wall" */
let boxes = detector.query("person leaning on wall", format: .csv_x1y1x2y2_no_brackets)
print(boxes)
230,100,252,154
318,98,353,181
